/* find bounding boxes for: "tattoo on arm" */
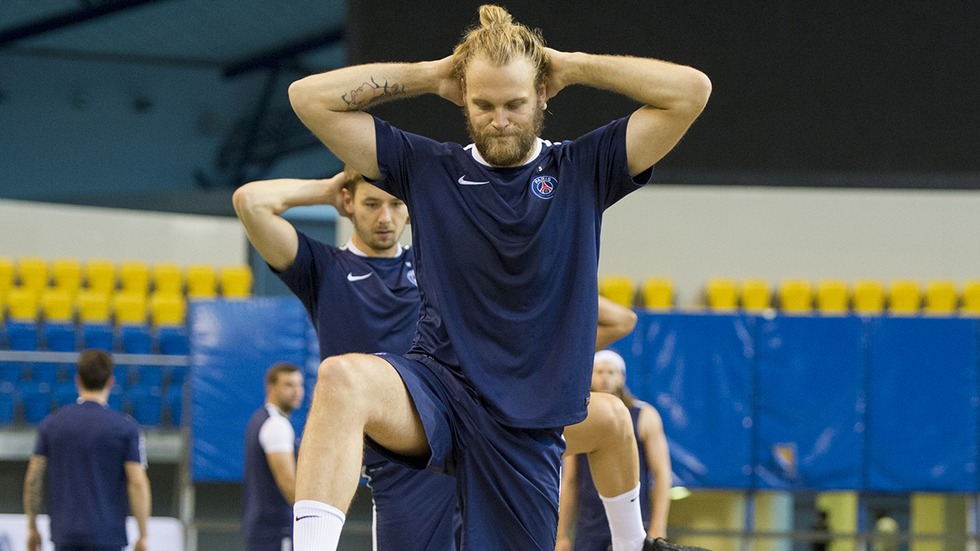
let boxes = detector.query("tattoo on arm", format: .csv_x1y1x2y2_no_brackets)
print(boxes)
24,458,46,516
342,77,406,111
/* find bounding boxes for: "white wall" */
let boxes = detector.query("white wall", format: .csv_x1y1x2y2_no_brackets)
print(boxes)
0,200,247,266
598,185,980,306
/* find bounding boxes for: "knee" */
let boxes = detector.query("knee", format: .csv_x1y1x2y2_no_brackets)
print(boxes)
313,354,371,403
591,393,633,442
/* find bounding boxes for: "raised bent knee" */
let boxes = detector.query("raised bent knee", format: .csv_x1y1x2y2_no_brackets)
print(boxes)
313,354,374,404
591,393,634,444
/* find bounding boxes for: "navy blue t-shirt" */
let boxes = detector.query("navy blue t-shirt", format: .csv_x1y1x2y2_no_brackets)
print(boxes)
242,405,294,545
276,235,419,358
34,400,145,547
374,116,651,428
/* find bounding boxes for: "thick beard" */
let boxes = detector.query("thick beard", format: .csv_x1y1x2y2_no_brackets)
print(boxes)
467,107,544,167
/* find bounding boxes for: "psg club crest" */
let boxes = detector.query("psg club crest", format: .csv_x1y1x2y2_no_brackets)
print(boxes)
530,175,557,200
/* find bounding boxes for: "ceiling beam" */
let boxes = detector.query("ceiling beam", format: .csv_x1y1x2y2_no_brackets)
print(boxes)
223,27,345,78
0,0,175,47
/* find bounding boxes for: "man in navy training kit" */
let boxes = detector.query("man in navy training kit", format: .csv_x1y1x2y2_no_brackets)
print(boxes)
285,4,710,550
234,168,650,550
243,361,306,551
558,350,676,551
23,349,151,551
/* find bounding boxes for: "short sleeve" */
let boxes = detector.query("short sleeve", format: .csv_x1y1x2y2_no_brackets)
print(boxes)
258,414,296,454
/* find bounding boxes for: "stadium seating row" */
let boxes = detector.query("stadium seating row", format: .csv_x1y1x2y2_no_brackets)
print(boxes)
599,276,980,314
0,257,253,324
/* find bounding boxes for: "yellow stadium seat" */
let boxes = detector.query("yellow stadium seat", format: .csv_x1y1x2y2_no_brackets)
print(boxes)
815,279,849,314
220,264,254,299
853,280,885,314
706,278,738,311
641,277,673,310
41,289,74,322
740,279,771,313
186,264,217,299
778,279,812,313
0,256,13,298
77,291,111,324
8,287,40,322
150,292,187,327
85,259,117,295
598,275,635,307
113,292,148,325
119,261,150,296
51,258,83,296
152,262,183,295
962,281,980,315
17,257,48,293
888,279,921,314
923,280,957,314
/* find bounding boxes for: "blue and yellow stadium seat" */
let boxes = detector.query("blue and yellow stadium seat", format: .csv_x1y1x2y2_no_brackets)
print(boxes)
51,258,83,297
186,264,217,299
599,275,636,307
962,280,980,315
740,279,771,313
815,279,849,314
642,277,673,310
220,264,254,299
852,280,885,314
84,259,117,296
923,280,957,314
778,279,812,313
888,279,921,314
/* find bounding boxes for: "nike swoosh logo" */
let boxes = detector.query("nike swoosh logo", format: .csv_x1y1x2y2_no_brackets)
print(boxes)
295,515,319,521
347,272,373,282
457,176,489,186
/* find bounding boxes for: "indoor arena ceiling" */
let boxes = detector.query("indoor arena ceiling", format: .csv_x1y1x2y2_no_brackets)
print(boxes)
0,0,346,73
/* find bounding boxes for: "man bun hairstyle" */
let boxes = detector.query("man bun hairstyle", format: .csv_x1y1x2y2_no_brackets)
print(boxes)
451,4,550,89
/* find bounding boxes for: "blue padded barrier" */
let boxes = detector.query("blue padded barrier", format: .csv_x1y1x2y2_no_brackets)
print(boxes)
865,317,980,492
190,297,313,482
622,313,756,489
754,314,867,490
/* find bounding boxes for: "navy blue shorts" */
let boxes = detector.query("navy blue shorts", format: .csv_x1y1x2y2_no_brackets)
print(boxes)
371,352,565,551
364,451,459,551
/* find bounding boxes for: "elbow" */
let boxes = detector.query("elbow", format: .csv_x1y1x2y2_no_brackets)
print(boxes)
288,78,318,121
685,69,712,117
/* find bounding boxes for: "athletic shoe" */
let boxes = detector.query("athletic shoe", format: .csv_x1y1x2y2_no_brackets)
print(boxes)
643,536,712,551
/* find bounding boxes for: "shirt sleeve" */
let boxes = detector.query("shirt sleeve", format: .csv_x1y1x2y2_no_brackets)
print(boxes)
33,423,48,457
258,415,296,454
125,422,148,468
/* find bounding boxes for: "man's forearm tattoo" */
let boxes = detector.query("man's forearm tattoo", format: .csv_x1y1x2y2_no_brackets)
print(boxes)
25,471,44,515
342,77,405,110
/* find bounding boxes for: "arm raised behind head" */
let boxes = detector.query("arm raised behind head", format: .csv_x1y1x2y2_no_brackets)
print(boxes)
288,57,461,181
544,48,711,177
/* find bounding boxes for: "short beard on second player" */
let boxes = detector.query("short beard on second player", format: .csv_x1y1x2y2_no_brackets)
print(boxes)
466,105,544,167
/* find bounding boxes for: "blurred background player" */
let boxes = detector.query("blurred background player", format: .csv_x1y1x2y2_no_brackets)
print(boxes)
23,349,151,551
558,349,675,551
243,361,306,551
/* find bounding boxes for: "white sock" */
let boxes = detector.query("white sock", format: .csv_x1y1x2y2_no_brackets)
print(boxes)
293,499,346,551
599,484,646,551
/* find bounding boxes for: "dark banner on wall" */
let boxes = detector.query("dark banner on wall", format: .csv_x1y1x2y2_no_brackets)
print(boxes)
349,1,980,189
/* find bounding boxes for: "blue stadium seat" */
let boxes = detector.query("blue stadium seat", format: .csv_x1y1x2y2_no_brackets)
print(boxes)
21,381,52,424
53,381,77,408
166,385,183,427
108,385,124,412
121,324,161,388
37,321,76,386
0,382,15,425
2,320,39,384
129,384,163,426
